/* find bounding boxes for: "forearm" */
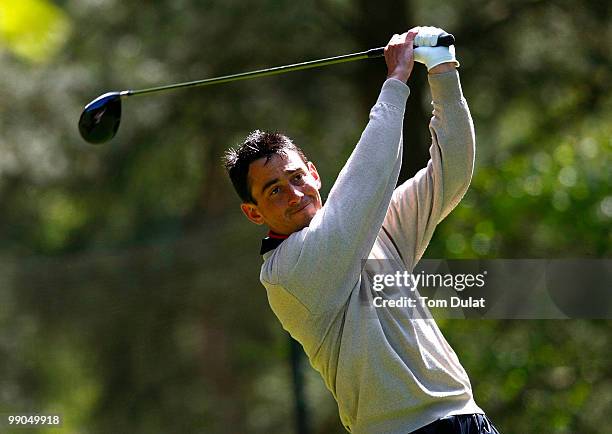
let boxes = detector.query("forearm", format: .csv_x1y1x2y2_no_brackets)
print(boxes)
381,69,474,270
427,69,475,217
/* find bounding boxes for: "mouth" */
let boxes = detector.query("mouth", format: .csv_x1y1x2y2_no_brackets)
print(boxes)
290,201,312,215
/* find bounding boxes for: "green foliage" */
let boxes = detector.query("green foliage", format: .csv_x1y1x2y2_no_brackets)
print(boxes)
0,1,610,433
442,320,612,434
0,0,71,63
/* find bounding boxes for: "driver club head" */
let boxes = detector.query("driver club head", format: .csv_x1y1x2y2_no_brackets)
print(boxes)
78,92,122,144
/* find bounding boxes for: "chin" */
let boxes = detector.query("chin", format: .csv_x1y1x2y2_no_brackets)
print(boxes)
300,209,318,227
287,205,320,233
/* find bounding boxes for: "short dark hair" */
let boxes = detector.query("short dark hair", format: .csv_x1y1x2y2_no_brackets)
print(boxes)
223,130,308,203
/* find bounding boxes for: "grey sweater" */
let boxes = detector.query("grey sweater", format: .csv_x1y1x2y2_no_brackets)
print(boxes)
260,70,483,433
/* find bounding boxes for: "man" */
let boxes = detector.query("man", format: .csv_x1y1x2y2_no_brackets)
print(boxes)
224,27,501,434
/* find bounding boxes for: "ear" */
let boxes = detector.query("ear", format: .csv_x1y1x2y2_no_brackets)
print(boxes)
240,202,265,225
307,161,321,190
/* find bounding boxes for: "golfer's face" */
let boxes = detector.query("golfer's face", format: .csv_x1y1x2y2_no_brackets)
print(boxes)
243,150,322,235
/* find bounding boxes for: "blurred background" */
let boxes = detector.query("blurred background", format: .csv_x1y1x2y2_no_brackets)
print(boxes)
0,0,610,433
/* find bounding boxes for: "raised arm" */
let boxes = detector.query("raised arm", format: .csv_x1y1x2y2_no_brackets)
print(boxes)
383,65,476,271
261,30,420,314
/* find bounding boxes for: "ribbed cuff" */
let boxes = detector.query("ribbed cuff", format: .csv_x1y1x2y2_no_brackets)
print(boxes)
376,78,410,109
428,69,464,102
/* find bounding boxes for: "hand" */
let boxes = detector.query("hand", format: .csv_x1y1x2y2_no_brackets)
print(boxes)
413,26,459,72
384,28,420,83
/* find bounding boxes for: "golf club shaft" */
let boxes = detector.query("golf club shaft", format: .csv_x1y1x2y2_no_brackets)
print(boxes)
123,49,376,97
122,34,454,98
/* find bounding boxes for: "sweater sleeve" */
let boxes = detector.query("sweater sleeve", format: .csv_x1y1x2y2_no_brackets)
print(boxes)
261,78,410,314
382,70,475,271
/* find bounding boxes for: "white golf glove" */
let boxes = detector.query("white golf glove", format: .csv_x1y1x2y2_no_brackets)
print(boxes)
414,26,459,71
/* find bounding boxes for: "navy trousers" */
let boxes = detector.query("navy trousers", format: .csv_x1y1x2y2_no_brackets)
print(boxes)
410,414,501,434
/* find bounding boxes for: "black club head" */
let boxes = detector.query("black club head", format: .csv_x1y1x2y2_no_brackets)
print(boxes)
78,92,122,144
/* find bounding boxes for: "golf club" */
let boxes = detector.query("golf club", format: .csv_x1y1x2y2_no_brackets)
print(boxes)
78,34,455,144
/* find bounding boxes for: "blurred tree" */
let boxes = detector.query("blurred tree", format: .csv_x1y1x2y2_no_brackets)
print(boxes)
0,0,610,433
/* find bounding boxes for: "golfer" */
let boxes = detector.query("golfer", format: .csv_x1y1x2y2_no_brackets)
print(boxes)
224,27,501,434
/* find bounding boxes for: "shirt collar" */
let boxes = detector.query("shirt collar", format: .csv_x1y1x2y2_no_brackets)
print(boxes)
260,230,289,255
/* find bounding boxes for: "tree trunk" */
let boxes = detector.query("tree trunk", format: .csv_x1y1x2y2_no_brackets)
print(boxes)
348,0,430,183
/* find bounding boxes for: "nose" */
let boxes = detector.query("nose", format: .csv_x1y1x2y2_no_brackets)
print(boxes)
287,186,304,207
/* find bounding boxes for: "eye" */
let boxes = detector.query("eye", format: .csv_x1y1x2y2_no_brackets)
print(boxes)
270,186,280,196
292,173,305,184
